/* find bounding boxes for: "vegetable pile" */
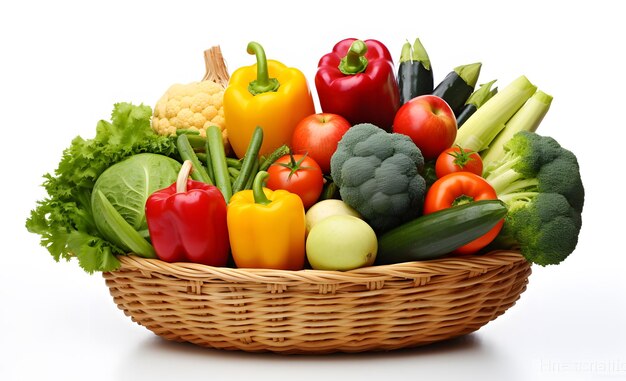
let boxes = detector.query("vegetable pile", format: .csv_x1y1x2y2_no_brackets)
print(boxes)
26,38,584,274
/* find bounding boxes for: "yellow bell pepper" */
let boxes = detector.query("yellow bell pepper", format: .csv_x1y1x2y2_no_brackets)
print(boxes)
224,41,315,159
227,171,305,270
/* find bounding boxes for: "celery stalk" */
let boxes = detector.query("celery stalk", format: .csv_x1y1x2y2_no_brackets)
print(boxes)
481,90,553,171
454,75,537,152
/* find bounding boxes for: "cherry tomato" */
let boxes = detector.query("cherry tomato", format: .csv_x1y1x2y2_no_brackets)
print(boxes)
266,154,324,209
423,172,503,255
435,145,483,178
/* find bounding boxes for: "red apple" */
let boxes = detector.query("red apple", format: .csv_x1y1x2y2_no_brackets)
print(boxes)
291,113,351,174
392,95,457,160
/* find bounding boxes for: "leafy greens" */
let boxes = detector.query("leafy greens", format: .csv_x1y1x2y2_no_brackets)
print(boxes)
26,103,179,273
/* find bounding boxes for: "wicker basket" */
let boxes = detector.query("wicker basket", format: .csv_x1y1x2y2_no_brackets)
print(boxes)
103,250,530,354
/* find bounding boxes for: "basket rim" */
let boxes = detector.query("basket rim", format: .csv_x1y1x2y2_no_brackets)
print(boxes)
110,250,527,283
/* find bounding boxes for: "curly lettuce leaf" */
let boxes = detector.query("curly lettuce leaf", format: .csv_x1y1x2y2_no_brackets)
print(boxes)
26,102,178,273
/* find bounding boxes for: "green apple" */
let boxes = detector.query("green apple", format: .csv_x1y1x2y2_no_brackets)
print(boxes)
306,215,377,271
305,199,362,235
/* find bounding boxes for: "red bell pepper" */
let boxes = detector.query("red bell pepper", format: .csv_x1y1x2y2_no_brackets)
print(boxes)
145,160,230,266
315,38,401,131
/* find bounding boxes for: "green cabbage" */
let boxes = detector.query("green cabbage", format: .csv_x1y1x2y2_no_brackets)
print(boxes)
26,103,180,273
91,153,181,251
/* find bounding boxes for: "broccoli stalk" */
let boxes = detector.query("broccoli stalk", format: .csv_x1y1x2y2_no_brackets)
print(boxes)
484,131,585,266
480,90,553,169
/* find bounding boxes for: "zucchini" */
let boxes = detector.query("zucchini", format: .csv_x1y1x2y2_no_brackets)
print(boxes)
457,80,498,128
432,62,482,116
398,38,433,104
376,200,507,265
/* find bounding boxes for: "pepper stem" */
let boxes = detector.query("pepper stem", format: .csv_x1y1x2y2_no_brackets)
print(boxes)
452,194,475,207
252,171,271,205
176,160,194,193
339,40,368,75
247,41,280,95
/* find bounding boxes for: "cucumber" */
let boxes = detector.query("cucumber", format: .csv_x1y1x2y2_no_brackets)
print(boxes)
432,62,482,116
375,200,507,265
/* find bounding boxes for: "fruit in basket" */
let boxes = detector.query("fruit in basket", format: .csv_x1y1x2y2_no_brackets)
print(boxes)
435,145,483,177
291,113,351,174
152,46,230,148
224,41,315,158
315,38,400,131
305,199,361,235
306,215,377,271
227,171,306,270
145,161,230,267
330,123,426,233
26,39,586,278
266,153,324,209
392,94,457,160
423,172,503,255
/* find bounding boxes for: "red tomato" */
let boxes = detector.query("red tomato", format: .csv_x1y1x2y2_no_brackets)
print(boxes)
435,146,483,178
423,172,503,255
291,113,351,174
266,154,324,209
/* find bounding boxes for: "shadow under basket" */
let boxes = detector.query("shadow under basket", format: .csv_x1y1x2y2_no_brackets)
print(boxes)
103,250,531,354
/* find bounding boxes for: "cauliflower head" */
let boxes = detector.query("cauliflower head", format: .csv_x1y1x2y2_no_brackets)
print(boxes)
152,80,228,143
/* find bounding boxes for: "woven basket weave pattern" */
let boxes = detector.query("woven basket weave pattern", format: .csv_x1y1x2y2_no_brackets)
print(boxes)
103,250,531,354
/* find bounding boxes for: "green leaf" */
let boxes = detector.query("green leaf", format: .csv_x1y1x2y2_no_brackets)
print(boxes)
25,102,176,274
69,231,121,273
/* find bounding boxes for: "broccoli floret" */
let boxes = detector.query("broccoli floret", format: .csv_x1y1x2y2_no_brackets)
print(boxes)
495,193,582,266
330,123,426,232
484,131,585,265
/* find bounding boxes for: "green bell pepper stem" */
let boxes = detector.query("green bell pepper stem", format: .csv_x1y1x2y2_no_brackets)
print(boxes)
339,40,368,75
247,41,280,95
252,171,271,205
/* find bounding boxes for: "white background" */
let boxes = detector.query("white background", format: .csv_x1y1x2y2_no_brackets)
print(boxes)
1,1,624,380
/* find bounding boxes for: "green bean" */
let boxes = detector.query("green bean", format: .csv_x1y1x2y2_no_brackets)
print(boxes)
175,129,201,136
225,157,243,170
227,166,240,178
176,134,213,185
259,144,290,171
185,134,207,151
195,152,208,163
203,134,215,183
232,126,264,194
243,158,260,190
206,125,232,202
